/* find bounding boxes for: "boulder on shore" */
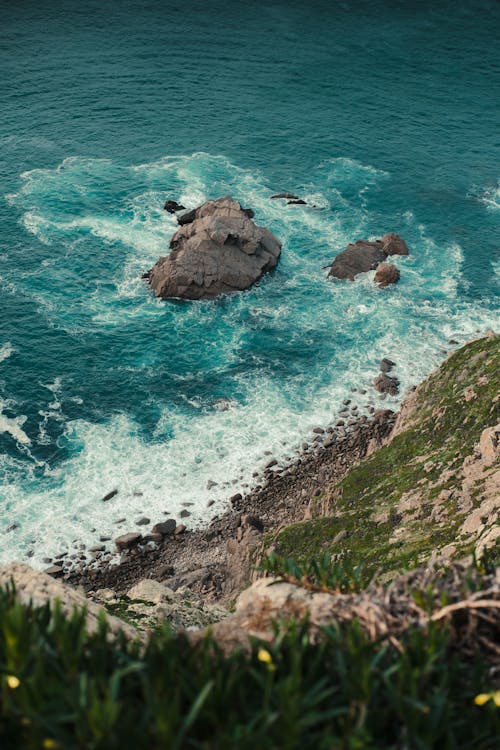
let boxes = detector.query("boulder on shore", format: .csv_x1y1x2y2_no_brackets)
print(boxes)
328,233,408,282
148,196,282,300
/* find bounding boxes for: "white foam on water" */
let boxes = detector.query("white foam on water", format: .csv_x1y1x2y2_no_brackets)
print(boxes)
0,402,31,446
0,342,15,364
1,152,498,566
478,181,500,211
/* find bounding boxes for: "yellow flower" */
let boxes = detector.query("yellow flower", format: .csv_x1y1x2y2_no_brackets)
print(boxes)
257,648,276,671
6,675,20,689
43,740,60,749
474,691,500,707
257,648,272,664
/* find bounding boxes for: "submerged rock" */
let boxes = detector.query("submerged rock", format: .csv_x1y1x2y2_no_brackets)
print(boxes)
148,196,282,300
328,233,408,282
270,192,299,200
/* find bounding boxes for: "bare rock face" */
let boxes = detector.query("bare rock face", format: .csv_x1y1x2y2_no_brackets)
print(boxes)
328,233,408,282
147,196,282,300
374,262,400,287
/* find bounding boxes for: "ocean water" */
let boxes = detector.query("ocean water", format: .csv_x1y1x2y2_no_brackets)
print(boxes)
0,0,498,566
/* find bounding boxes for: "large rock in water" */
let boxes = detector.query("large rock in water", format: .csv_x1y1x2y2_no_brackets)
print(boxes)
148,196,282,300
328,233,408,281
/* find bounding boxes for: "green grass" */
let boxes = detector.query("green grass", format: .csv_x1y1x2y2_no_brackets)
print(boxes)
1,574,499,749
271,335,499,575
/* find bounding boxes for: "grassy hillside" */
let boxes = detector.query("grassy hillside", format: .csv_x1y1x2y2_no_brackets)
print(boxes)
271,335,499,576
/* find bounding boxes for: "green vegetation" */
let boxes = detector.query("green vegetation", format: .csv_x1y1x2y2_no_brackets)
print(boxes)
1,337,498,747
1,573,499,750
271,335,499,575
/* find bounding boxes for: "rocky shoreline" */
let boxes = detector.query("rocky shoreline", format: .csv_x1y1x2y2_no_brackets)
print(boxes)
68,404,396,603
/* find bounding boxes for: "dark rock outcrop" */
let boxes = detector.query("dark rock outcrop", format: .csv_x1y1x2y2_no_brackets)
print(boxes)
374,262,400,287
164,200,186,214
328,233,408,282
271,192,299,200
380,358,396,373
374,373,400,395
148,196,282,300
115,533,143,552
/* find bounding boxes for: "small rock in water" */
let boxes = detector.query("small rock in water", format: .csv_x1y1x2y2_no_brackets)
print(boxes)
265,458,278,469
135,517,150,526
90,544,106,553
380,358,396,373
230,493,242,505
114,518,126,524
206,479,217,490
174,524,186,535
374,262,400,287
374,372,400,395
312,427,324,434
180,509,190,518
6,523,19,532
164,199,186,214
207,499,215,508
102,489,118,502
42,557,52,564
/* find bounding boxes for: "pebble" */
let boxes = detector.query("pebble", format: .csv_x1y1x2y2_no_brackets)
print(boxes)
135,517,150,526
180,509,191,518
101,489,118,502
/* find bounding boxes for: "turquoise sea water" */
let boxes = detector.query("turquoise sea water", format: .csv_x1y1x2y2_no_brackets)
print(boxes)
0,0,499,565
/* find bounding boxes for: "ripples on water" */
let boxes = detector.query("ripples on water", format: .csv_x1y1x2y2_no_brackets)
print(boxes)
0,0,498,565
